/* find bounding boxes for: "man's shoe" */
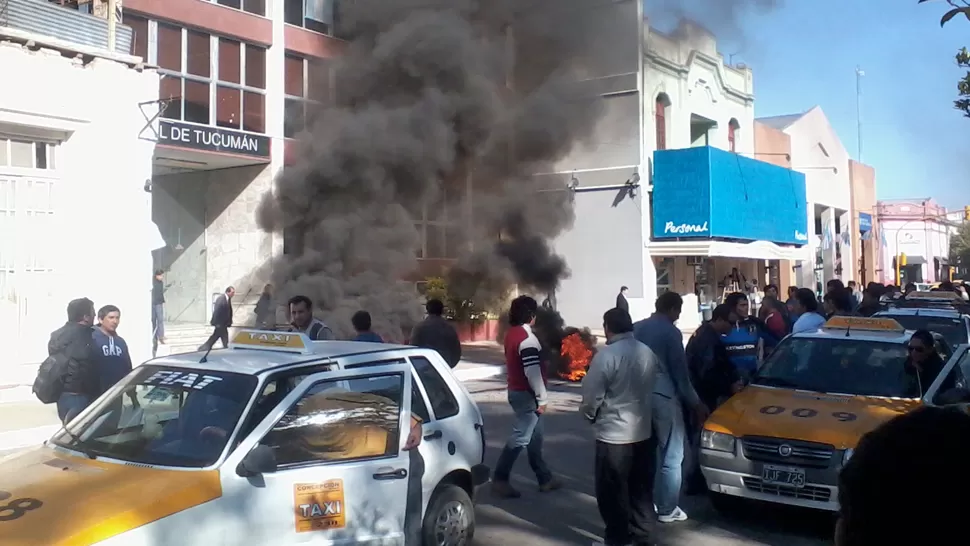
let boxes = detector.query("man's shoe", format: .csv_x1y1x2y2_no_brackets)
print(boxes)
490,481,522,499
539,478,563,492
657,506,688,523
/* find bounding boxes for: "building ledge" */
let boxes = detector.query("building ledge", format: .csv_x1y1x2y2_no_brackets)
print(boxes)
647,239,809,262
0,26,144,68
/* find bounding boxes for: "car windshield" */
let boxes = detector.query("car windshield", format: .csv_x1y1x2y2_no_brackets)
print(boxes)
49,365,257,468
886,315,968,349
752,337,916,398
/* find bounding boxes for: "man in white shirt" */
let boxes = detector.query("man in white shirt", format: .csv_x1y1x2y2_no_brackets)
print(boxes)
791,288,826,334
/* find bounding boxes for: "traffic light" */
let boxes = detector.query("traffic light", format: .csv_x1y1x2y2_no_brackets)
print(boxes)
964,205,970,221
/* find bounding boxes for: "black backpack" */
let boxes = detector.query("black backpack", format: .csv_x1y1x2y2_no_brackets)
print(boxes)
32,353,69,404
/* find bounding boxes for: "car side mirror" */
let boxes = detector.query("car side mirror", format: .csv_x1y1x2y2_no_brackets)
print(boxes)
236,444,277,477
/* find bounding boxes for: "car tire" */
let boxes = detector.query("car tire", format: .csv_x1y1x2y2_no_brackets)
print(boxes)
421,484,475,546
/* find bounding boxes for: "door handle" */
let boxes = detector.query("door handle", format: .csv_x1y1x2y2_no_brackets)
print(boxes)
372,467,408,481
423,429,443,441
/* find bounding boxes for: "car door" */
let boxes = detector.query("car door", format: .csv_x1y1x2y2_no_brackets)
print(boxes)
925,344,970,407
220,363,414,545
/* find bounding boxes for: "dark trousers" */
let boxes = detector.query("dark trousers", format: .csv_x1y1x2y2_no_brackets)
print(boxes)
57,393,91,424
595,437,658,546
201,326,229,350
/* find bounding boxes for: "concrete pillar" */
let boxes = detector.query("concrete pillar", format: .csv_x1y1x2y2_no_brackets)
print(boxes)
820,207,837,283
839,210,853,283
266,0,286,260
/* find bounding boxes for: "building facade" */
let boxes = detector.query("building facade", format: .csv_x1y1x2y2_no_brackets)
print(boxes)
117,0,343,325
848,160,881,285
0,0,159,365
877,199,952,285
552,19,809,330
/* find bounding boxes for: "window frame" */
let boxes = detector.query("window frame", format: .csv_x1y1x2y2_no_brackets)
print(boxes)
153,23,268,133
655,94,668,151
283,0,334,35
407,355,461,420
283,53,333,138
254,364,414,471
209,0,267,17
413,188,464,260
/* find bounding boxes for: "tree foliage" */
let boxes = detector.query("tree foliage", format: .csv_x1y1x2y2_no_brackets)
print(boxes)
950,220,970,267
921,0,970,117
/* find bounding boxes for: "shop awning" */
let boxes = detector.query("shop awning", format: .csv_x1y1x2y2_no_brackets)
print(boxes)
647,239,811,262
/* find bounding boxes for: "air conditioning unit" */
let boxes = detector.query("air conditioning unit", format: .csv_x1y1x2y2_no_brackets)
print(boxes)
686,256,706,266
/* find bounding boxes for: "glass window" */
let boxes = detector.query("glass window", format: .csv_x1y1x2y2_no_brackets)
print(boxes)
933,350,970,405
218,38,241,84
160,77,183,120
186,30,211,78
410,357,459,419
245,44,266,89
216,86,242,129
426,225,446,259
34,143,48,170
9,141,33,168
184,80,211,124
414,224,425,258
306,59,331,103
157,24,182,71
411,381,430,422
284,98,305,138
887,315,969,351
260,373,404,466
284,0,303,26
754,338,914,398
285,54,305,97
243,0,265,16
243,92,265,133
49,366,258,468
123,14,149,59
216,0,241,8
0,140,7,166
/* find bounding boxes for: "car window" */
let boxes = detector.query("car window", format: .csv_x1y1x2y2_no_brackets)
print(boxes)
343,358,428,421
260,372,404,467
754,337,914,398
410,356,460,419
932,350,970,405
49,366,257,468
887,315,968,349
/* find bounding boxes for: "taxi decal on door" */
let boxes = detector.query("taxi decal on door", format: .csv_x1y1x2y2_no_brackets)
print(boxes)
294,480,346,532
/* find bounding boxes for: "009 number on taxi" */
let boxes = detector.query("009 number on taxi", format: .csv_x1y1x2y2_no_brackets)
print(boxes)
759,405,858,422
0,490,43,522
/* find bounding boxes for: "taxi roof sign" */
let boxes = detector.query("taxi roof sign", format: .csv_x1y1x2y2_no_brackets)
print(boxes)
229,329,312,354
907,291,961,301
822,316,905,333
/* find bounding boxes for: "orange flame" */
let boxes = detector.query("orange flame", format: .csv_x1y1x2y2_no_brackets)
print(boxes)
559,332,593,382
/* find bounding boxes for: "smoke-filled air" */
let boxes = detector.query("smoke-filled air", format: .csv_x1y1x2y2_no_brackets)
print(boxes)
256,0,619,340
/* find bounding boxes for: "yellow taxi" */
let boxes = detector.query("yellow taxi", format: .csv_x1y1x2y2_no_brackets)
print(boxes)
700,316,970,512
0,330,489,545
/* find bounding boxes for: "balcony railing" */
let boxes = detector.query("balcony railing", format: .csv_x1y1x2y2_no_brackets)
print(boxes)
0,0,132,54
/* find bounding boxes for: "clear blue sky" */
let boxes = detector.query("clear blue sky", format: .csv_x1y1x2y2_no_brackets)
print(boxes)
647,0,969,210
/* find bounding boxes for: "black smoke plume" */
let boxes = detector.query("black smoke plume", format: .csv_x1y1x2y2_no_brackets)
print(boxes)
257,0,615,339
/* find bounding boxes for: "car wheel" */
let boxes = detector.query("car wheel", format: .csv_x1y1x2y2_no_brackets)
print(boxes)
422,484,475,546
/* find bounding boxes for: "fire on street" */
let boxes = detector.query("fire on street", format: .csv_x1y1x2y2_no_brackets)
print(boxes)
466,378,834,546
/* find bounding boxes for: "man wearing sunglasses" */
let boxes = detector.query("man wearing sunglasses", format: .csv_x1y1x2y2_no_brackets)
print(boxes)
904,329,946,398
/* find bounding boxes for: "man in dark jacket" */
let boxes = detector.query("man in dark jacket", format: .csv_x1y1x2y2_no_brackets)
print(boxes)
410,299,461,368
151,269,166,357
201,286,234,351
50,298,97,423
616,286,630,313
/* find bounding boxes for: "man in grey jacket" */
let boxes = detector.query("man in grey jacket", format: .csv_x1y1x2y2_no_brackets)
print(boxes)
410,299,462,368
581,307,659,546
633,292,709,524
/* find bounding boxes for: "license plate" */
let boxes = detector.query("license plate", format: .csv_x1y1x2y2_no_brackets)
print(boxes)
761,465,806,488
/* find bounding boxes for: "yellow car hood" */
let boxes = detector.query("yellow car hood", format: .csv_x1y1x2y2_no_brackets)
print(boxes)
0,445,221,546
708,386,922,449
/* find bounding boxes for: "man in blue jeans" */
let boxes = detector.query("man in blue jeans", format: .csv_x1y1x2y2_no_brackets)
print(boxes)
634,292,709,523
491,296,562,498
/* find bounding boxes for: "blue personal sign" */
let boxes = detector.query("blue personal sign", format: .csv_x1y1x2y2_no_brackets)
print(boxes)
859,213,873,233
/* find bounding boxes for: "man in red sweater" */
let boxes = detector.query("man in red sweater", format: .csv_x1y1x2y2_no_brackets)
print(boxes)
491,295,562,498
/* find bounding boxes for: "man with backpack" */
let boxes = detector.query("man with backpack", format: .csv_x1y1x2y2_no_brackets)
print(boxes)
35,298,98,423
288,295,335,340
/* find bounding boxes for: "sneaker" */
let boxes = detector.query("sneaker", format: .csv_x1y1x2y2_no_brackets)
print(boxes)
657,506,688,523
490,481,522,499
539,478,563,493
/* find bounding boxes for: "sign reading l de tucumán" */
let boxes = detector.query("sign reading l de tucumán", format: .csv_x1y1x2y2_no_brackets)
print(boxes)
158,120,270,159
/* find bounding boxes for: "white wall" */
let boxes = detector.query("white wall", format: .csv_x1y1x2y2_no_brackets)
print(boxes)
881,219,951,282
0,41,158,365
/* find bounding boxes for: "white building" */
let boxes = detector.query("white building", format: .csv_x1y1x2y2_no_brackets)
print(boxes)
552,17,808,330
758,107,855,293
876,199,953,285
0,6,159,367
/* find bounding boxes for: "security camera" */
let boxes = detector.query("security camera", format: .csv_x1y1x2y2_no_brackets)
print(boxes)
143,179,153,193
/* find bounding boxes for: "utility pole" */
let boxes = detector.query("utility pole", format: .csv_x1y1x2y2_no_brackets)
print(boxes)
856,66,864,162
107,0,117,51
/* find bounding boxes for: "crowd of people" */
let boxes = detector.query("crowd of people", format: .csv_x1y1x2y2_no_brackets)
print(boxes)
491,280,969,546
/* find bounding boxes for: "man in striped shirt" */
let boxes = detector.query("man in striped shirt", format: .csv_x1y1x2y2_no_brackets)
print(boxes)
491,296,562,498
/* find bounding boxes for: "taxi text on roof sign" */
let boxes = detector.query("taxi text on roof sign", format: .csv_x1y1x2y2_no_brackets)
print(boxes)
907,291,962,301
229,329,312,354
822,316,905,332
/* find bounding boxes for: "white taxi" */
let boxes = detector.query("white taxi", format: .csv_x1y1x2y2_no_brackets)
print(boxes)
0,330,489,545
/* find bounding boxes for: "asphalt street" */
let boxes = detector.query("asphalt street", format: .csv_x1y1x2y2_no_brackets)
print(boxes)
467,378,835,546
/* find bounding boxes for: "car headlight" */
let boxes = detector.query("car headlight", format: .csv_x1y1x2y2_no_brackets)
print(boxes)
701,429,736,453
842,448,854,465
